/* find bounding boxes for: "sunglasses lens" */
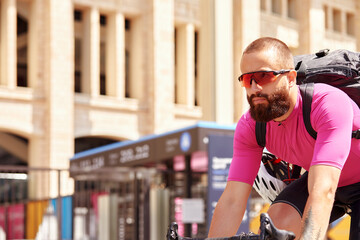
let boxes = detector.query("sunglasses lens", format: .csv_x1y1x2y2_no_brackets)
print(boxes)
240,74,252,88
240,71,276,88
253,72,275,84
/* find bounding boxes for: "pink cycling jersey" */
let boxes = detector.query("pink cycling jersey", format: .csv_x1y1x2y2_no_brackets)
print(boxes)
228,83,360,187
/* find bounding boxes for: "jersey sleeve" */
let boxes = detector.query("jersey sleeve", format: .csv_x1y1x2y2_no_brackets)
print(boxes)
227,113,263,185
310,85,354,169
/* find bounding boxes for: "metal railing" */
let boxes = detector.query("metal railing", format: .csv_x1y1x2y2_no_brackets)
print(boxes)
0,166,70,240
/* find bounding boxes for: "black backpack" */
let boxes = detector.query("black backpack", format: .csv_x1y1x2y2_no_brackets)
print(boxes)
256,49,360,179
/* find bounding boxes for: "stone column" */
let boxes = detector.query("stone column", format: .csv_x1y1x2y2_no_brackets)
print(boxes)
198,0,215,121
106,11,125,98
298,0,325,53
28,0,41,89
264,0,271,13
82,7,100,96
42,0,74,198
341,10,346,35
28,136,49,199
27,0,45,200
198,0,234,124
214,0,234,124
326,5,333,31
0,0,17,88
142,0,174,133
281,0,287,18
175,23,195,106
233,0,261,119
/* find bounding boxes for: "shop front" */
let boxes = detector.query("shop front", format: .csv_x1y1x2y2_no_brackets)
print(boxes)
69,121,246,240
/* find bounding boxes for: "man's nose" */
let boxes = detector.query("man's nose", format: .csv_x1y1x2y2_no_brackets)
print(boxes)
250,78,263,92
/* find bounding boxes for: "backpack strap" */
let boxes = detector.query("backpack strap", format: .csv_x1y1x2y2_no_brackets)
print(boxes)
299,83,317,140
352,130,360,139
255,122,267,148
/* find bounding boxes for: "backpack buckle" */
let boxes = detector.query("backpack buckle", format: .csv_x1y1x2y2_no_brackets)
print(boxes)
315,49,330,57
352,130,360,139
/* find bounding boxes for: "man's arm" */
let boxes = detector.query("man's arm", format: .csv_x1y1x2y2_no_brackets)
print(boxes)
299,165,341,240
208,181,252,238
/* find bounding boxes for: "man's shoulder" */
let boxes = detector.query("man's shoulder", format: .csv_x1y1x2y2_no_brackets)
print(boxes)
312,83,348,98
307,83,358,123
238,110,255,125
235,111,256,133
309,83,354,107
234,110,261,148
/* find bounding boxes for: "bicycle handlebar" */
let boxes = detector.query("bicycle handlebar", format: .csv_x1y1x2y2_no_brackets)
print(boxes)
166,213,295,240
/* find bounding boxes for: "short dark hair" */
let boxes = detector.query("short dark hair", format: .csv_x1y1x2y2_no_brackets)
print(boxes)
243,37,294,69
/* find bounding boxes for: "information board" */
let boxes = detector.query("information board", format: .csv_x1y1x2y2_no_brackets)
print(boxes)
207,134,250,234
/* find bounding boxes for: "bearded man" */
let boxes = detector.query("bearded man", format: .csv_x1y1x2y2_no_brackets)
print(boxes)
208,37,360,240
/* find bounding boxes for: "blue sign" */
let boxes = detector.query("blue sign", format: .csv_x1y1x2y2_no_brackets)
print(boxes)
180,132,191,152
207,135,250,234
51,196,73,239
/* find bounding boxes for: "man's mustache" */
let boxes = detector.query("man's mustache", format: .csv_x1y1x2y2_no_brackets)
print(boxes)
249,93,269,102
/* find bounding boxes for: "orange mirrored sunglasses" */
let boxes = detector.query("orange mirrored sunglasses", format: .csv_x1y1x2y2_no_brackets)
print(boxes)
238,69,292,88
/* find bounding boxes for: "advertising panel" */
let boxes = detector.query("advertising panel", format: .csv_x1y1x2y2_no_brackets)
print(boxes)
207,135,250,234
7,204,25,239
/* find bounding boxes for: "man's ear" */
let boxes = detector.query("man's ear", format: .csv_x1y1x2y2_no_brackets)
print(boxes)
288,70,297,87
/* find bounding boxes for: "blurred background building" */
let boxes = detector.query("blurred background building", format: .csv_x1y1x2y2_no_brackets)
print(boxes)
0,0,359,239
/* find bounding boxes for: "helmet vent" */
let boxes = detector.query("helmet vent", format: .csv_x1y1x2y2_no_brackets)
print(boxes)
261,178,269,190
254,180,259,190
269,181,276,191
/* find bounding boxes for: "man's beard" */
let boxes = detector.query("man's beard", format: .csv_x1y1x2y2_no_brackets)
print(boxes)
247,87,291,122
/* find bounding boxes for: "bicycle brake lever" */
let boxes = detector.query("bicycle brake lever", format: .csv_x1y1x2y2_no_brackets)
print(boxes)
260,213,296,240
167,222,179,240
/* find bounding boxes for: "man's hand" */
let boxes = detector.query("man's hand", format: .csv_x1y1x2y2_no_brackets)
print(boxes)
299,165,341,240
208,181,252,238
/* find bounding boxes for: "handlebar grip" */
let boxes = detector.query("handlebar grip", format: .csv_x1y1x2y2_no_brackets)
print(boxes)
260,213,296,240
167,222,179,240
166,222,258,240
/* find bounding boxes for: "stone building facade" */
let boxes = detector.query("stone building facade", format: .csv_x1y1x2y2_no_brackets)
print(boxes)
0,0,359,197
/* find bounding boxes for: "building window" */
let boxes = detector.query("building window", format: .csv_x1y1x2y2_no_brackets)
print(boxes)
74,10,82,93
74,38,82,93
174,28,178,104
333,9,341,33
74,10,82,21
194,31,199,106
125,19,131,98
125,18,130,30
287,0,296,19
271,0,281,15
100,15,106,26
100,73,106,95
100,15,107,95
125,50,130,98
346,13,355,36
100,41,106,95
17,14,28,87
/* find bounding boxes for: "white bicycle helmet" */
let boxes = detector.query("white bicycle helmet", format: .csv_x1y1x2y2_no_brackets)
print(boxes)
253,151,300,203
253,160,287,203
